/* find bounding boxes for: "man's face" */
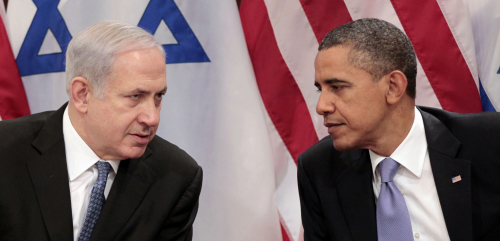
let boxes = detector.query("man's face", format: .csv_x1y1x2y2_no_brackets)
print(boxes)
85,47,166,160
314,46,389,151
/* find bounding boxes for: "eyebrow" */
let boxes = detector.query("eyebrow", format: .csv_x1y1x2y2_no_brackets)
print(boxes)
130,86,167,95
314,78,349,87
325,78,349,84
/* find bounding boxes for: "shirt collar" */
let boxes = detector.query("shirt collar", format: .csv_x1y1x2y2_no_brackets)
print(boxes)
63,106,120,181
369,107,427,178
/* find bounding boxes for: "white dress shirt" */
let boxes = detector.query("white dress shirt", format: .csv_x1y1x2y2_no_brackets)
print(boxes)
369,107,450,240
62,107,121,241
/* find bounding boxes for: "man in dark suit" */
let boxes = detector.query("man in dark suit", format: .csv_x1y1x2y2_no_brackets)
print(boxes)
298,18,500,240
0,21,202,240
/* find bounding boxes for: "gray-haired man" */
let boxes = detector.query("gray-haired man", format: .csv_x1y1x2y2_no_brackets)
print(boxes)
0,21,202,241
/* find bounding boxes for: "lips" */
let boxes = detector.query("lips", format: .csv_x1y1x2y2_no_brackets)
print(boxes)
130,133,151,145
324,122,344,136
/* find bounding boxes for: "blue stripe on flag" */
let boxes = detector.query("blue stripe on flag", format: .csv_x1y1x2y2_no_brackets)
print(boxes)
479,78,496,112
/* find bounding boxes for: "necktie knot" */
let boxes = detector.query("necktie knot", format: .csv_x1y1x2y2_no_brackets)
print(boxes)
379,157,400,183
96,161,111,180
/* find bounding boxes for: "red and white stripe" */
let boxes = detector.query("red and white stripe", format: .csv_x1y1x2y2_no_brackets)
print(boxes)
241,0,482,240
0,3,30,120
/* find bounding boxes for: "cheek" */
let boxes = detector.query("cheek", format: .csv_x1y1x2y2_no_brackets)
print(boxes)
99,113,134,137
351,90,385,116
341,103,380,131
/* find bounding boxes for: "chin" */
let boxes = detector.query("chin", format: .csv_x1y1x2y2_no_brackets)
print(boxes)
121,147,148,159
332,140,353,152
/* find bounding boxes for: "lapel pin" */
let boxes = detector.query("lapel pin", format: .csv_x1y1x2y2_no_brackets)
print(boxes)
452,175,462,183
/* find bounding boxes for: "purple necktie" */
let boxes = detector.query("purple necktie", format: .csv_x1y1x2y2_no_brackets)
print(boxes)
78,161,111,241
376,157,413,241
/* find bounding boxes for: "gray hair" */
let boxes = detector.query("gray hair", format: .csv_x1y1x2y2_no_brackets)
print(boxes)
65,21,166,98
319,18,417,98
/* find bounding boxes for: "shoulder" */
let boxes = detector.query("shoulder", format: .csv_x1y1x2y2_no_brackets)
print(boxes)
0,111,53,129
146,135,201,176
418,106,500,137
418,106,500,164
419,106,500,128
0,111,55,144
300,136,337,163
299,136,345,177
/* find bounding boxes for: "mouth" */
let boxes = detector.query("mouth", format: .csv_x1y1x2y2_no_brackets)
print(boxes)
130,133,151,145
324,122,344,136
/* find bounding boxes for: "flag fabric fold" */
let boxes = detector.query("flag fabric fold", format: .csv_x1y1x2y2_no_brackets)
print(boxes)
0,2,30,120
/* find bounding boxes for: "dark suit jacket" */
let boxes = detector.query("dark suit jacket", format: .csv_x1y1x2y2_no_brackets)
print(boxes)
298,106,500,241
0,104,203,241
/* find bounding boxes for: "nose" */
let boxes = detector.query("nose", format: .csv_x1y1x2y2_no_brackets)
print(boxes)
138,100,160,127
316,92,336,115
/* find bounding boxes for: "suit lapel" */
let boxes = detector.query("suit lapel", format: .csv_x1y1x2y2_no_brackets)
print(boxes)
421,109,472,241
27,104,74,241
90,147,156,241
336,149,377,241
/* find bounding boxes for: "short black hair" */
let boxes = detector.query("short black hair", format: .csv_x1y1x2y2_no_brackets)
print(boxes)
319,18,417,98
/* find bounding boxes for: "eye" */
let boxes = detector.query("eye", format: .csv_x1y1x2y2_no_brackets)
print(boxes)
315,85,322,92
332,85,345,91
129,94,141,100
155,92,165,100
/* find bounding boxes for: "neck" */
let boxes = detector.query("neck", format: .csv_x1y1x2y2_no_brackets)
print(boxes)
368,100,415,157
67,102,93,153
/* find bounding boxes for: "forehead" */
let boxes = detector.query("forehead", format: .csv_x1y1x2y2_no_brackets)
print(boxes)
315,46,371,83
315,45,351,68
106,48,166,90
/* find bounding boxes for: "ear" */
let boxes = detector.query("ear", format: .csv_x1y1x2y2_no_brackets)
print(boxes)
69,77,92,113
386,70,408,104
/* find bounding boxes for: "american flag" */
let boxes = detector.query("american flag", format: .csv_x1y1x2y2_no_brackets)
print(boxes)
240,0,497,240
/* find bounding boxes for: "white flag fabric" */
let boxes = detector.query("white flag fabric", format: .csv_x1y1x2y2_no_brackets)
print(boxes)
468,0,500,111
7,0,281,240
